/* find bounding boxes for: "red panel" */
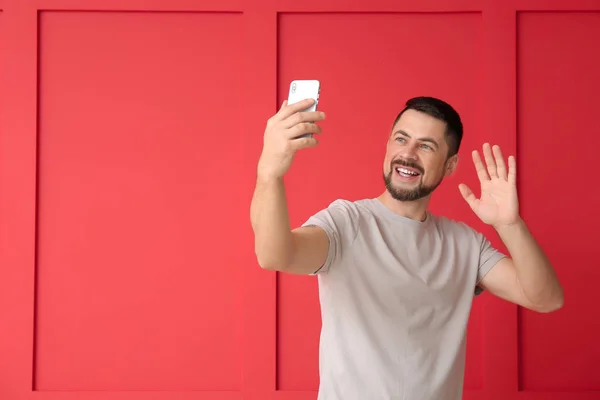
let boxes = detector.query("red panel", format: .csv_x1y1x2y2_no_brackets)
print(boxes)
480,1,519,396
34,10,243,391
517,11,600,392
240,0,483,12
34,393,240,400
30,0,242,11
241,10,278,399
0,2,40,399
276,11,489,392
514,0,600,10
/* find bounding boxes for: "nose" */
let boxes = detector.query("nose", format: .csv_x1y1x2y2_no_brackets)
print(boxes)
400,143,419,160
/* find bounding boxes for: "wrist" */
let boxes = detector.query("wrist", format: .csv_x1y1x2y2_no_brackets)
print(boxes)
256,160,282,182
256,170,284,185
493,217,526,235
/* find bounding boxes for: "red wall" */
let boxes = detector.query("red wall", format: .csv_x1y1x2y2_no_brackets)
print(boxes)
0,0,598,399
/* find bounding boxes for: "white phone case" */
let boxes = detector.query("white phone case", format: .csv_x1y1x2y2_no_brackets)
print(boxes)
287,80,320,138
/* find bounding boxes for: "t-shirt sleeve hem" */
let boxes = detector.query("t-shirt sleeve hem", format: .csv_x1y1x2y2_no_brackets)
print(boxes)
301,221,336,275
474,253,507,296
477,252,507,283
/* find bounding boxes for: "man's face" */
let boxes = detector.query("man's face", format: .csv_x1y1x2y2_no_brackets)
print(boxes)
382,109,457,201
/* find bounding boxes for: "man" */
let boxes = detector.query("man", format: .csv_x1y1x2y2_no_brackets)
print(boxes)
250,96,563,399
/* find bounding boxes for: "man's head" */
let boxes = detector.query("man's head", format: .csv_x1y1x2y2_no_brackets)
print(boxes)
383,96,463,202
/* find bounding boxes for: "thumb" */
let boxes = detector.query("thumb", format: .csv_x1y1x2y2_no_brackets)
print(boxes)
458,183,478,209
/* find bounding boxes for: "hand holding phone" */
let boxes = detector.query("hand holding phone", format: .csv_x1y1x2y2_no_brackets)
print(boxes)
257,80,325,180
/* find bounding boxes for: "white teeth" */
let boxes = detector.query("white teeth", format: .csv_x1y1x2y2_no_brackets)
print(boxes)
397,167,418,176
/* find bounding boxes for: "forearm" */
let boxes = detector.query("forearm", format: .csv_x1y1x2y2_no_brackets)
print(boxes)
495,219,564,310
250,175,294,270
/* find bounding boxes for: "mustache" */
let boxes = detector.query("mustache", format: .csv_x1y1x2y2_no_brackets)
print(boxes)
391,159,424,174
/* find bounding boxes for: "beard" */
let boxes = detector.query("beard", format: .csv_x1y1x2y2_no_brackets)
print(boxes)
383,159,443,201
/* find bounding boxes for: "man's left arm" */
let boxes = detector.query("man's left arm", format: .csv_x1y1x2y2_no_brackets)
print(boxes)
459,143,563,313
478,219,564,313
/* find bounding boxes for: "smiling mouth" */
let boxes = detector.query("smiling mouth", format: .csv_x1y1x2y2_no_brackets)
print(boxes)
395,166,421,178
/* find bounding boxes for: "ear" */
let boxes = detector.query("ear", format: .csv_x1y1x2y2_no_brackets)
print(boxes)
444,154,459,176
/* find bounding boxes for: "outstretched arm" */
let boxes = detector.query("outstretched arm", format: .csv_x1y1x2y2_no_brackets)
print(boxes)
251,99,329,274
459,143,563,312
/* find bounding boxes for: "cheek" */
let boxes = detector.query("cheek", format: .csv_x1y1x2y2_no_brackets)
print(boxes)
383,150,395,168
423,160,446,178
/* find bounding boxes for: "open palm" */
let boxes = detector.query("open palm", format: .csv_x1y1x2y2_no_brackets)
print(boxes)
458,143,520,228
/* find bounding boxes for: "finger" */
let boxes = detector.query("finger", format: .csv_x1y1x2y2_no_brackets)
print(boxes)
282,111,326,129
286,122,322,139
272,100,287,118
508,155,517,185
482,143,498,178
472,150,490,181
492,145,507,180
290,136,319,151
458,183,479,210
278,98,316,120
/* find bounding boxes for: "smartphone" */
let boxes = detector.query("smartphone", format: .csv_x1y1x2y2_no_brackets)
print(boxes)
287,79,320,138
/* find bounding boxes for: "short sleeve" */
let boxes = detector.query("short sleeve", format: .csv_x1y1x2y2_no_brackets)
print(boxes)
474,234,507,296
301,199,359,275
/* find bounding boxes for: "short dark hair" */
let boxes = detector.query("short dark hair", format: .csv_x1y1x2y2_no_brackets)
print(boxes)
392,96,463,157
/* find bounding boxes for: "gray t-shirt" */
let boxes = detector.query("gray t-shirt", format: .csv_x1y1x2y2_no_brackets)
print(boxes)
302,198,505,400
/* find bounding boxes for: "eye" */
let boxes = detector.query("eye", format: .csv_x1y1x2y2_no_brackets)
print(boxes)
395,137,405,143
420,143,433,150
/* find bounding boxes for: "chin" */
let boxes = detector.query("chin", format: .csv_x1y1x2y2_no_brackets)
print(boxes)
383,170,442,202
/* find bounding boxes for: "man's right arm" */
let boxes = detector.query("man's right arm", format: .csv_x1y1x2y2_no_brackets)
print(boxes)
250,175,329,275
250,98,328,274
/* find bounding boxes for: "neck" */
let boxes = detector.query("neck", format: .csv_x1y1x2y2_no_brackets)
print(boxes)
377,190,430,222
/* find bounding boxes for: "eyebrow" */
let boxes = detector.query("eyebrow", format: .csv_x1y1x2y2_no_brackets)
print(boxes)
393,130,439,149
